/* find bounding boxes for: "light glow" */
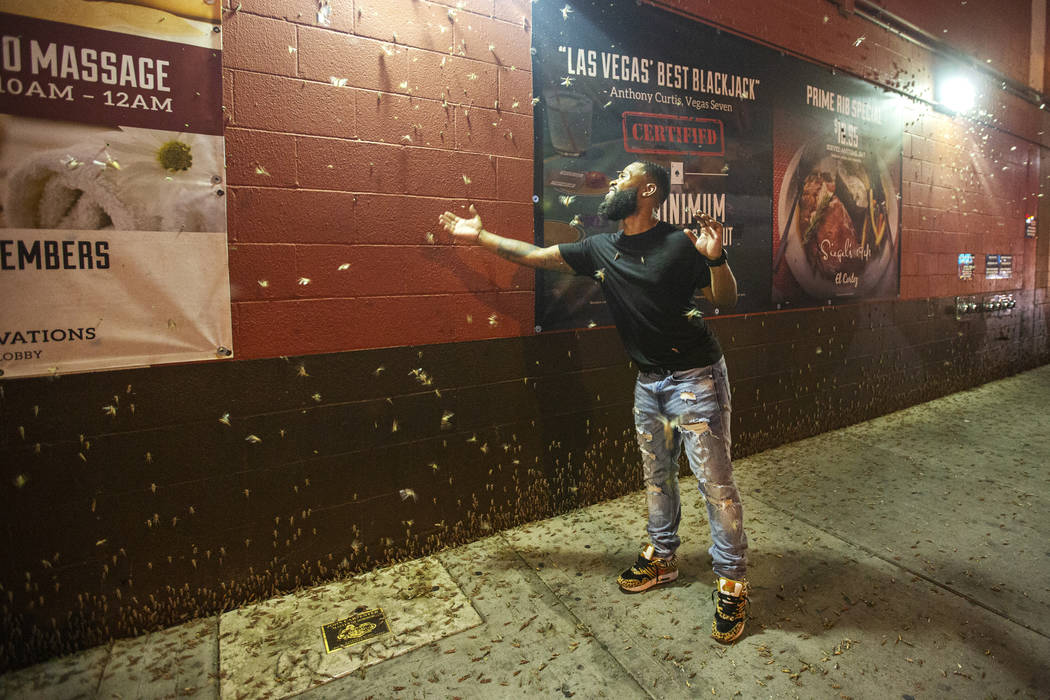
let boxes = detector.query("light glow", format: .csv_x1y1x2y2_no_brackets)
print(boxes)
939,75,976,114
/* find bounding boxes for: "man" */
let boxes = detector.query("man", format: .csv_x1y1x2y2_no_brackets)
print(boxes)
438,161,750,644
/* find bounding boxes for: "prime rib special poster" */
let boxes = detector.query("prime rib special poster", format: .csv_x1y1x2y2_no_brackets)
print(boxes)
531,0,902,330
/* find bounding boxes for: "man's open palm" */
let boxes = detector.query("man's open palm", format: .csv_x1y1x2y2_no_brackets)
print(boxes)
439,204,484,242
684,210,723,260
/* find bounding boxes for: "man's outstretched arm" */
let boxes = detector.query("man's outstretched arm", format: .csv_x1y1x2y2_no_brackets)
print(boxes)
439,205,574,272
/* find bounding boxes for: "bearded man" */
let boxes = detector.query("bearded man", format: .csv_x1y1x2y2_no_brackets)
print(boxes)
438,160,750,643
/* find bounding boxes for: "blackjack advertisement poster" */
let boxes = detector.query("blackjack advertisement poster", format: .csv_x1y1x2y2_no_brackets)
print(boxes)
532,0,902,331
0,1,231,379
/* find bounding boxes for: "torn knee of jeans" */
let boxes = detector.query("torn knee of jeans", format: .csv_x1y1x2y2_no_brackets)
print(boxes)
645,481,664,495
680,419,710,436
704,494,738,512
702,483,739,511
679,391,697,401
636,426,653,442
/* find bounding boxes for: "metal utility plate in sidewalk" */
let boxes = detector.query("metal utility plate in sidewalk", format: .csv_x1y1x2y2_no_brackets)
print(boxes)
218,557,481,698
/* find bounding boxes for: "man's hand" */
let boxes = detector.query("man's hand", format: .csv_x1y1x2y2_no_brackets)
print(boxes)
439,204,484,242
683,210,723,260
688,210,737,307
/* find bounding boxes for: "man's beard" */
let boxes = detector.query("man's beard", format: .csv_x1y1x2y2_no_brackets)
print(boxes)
598,187,638,221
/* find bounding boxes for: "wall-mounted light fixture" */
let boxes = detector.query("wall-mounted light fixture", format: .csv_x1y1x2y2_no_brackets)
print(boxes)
936,73,976,114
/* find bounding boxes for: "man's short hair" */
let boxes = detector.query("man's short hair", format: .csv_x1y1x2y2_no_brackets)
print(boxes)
639,161,670,206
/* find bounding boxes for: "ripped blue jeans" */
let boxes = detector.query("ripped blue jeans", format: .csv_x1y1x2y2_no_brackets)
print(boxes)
633,357,748,580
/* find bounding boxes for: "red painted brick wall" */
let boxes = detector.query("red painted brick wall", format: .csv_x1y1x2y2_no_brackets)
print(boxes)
223,0,1048,361
224,0,535,358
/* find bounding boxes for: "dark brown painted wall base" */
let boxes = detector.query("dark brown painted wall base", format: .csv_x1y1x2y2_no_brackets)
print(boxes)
2,293,1048,671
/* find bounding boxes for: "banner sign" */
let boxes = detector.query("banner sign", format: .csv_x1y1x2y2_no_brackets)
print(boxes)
771,59,903,307
985,254,1013,280
0,2,231,379
532,0,902,331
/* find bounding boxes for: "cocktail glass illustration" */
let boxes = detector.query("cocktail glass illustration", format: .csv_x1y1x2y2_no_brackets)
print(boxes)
544,90,593,157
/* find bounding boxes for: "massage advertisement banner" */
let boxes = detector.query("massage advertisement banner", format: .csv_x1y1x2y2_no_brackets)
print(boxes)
532,0,902,331
0,1,230,379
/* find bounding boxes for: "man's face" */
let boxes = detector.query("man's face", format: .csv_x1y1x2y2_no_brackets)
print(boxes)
598,163,645,221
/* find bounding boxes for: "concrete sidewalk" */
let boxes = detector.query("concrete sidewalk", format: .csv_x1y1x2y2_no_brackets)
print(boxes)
3,366,1048,699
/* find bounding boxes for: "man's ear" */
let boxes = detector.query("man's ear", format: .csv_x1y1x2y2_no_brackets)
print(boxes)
641,182,658,198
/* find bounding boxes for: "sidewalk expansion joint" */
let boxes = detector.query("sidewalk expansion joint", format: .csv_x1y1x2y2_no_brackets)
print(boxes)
497,531,658,700
748,495,1050,642
91,641,115,698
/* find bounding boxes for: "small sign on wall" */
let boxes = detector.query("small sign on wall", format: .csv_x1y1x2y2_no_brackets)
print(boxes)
1025,215,1037,238
957,253,974,280
985,254,1013,280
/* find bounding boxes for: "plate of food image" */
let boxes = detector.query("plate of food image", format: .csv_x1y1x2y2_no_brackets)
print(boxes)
543,219,583,246
775,142,898,299
543,141,618,197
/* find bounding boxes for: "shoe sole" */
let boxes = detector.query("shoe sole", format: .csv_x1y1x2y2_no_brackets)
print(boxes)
618,569,678,593
711,619,745,644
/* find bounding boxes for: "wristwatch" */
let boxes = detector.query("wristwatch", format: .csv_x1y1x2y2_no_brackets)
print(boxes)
705,249,728,267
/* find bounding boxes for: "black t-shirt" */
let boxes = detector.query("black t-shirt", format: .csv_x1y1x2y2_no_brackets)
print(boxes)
559,221,723,370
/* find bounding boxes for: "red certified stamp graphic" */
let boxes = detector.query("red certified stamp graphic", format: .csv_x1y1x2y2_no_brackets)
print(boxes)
621,112,725,157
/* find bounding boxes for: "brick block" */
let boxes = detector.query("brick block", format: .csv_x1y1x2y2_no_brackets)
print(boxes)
453,13,531,69
496,156,533,201
228,187,356,243
355,91,454,147
225,128,297,187
900,251,918,276
928,185,957,211
928,274,953,299
291,244,370,297
447,290,533,340
936,252,959,273
234,71,355,137
910,135,931,162
431,0,493,16
298,27,410,94
908,182,931,208
914,252,936,276
223,69,235,125
493,0,530,24
901,157,922,185
405,147,497,199
942,211,967,236
407,49,499,106
352,193,468,244
497,66,533,114
222,11,298,76
232,299,363,357
455,105,531,157
492,201,534,242
919,162,936,188
237,0,354,33
296,136,407,193
452,244,533,292
228,243,298,301
356,0,453,52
